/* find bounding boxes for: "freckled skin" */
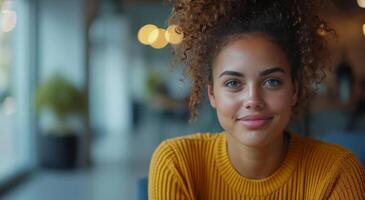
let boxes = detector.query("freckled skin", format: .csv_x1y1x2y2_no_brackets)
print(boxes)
208,33,298,148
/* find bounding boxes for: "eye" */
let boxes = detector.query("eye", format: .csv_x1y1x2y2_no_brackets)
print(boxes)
263,79,282,89
225,80,241,89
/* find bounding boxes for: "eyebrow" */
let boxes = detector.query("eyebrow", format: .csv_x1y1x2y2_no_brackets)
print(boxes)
259,67,286,76
218,67,286,78
218,71,244,78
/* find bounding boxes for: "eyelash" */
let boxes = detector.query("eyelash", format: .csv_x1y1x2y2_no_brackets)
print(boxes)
263,78,283,89
224,80,241,89
224,78,283,90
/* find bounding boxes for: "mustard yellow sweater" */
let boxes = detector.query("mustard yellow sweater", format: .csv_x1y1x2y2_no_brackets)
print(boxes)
148,132,365,199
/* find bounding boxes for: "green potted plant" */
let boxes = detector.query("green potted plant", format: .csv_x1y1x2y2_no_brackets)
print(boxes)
34,74,87,169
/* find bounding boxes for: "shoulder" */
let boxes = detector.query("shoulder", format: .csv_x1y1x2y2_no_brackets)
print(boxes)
290,134,365,198
300,135,354,164
148,133,223,199
163,132,222,149
148,132,223,198
298,135,362,173
300,135,364,173
291,133,360,179
165,132,223,144
302,137,351,156
297,135,365,197
304,137,365,199
151,132,222,164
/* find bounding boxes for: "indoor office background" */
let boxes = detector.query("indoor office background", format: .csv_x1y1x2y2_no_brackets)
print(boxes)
0,0,364,200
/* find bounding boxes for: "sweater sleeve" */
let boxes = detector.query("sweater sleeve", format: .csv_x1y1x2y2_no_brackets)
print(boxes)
148,141,194,200
327,153,365,200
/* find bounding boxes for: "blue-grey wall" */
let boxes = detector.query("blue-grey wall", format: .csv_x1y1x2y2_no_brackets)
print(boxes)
38,0,86,87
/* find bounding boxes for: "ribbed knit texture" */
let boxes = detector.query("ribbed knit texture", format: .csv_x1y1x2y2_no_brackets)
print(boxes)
148,132,365,199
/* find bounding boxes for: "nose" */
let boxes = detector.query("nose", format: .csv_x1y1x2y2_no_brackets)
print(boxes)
243,85,265,110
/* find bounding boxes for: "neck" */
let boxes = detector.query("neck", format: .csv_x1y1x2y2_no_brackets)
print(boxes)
227,132,289,179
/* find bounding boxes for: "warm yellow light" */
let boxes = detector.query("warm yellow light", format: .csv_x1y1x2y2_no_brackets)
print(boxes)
165,25,183,45
138,24,158,45
357,0,365,8
363,24,365,36
148,28,168,49
1,10,17,32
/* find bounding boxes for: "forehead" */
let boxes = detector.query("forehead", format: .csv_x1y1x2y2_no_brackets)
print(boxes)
213,33,291,75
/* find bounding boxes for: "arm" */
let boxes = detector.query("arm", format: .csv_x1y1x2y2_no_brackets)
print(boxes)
148,141,194,200
326,154,365,199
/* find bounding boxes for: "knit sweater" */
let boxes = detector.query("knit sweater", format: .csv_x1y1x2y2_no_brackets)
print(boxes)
148,132,365,199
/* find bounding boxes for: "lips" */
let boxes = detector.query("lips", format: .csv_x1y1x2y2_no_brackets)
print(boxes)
237,115,273,129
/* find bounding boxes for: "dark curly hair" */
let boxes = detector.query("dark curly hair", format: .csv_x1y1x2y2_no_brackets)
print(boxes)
168,0,335,120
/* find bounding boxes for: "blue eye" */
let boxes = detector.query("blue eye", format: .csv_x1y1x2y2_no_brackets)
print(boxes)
225,80,241,89
263,79,282,88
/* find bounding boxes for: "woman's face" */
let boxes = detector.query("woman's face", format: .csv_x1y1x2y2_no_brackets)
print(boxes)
208,33,298,147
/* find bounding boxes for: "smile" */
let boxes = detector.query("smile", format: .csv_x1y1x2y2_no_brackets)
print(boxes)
237,115,273,129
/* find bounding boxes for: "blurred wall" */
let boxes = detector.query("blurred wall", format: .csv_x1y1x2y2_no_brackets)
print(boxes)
38,0,86,87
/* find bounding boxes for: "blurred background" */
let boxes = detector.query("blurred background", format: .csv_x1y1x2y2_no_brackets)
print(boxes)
0,0,364,199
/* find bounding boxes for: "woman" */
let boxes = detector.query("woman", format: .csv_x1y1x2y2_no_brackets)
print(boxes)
148,0,365,199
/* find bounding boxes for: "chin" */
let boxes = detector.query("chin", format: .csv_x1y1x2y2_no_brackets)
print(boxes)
245,134,273,147
230,123,284,147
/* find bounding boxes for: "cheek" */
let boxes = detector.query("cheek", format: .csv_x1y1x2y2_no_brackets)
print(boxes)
266,90,294,113
215,92,241,118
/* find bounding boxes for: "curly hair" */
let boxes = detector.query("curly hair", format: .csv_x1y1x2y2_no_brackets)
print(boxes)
168,0,335,120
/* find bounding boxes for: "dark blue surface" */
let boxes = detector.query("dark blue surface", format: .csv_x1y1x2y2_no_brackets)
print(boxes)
137,177,148,200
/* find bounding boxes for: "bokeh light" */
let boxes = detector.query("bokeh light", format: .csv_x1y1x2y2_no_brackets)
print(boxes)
1,10,17,32
137,24,158,45
148,28,168,49
2,96,16,115
357,0,365,8
165,25,183,45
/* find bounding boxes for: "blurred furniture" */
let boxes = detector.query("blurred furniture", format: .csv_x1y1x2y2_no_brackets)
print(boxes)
137,176,148,200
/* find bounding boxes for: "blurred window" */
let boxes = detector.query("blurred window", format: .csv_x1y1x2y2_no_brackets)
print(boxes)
0,0,32,183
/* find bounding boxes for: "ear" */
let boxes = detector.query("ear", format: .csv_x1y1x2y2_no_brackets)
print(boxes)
207,83,216,108
291,81,298,106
